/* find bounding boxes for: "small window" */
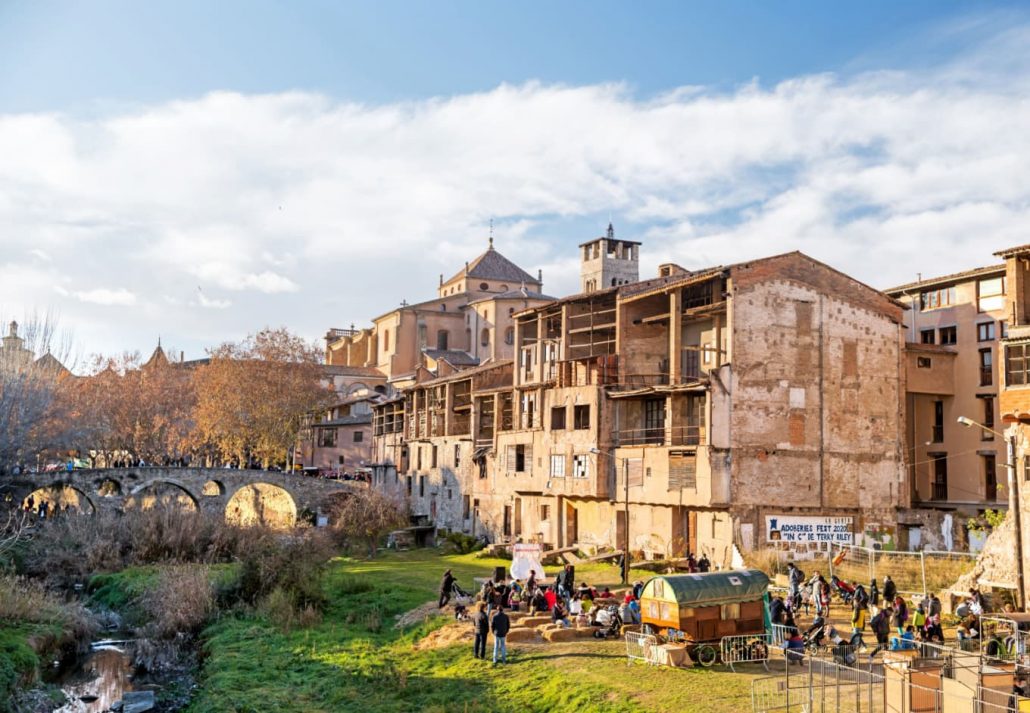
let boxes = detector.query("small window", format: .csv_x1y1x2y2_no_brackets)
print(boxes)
1008,343,1030,386
318,428,338,447
505,327,514,345
419,475,425,497
920,329,935,345
480,282,489,290
550,454,566,477
353,431,363,443
977,322,996,342
481,328,490,347
917,356,932,369
437,330,449,350
572,454,590,478
463,495,471,519
454,444,461,468
551,406,567,430
431,445,438,468
338,455,345,465
939,326,957,345
980,348,994,386
383,330,390,351
574,405,590,430
978,277,1006,312
540,504,550,521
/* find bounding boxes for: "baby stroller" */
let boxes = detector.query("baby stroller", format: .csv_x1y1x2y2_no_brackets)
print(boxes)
831,575,855,604
451,581,472,620
803,617,827,655
592,604,623,639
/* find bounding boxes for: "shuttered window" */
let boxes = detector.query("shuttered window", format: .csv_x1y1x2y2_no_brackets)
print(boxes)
627,458,643,487
668,452,697,490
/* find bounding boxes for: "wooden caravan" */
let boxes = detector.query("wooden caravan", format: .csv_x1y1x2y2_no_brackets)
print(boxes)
640,569,769,640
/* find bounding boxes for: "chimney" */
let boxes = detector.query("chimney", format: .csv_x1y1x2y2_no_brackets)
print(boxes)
180,351,184,363
537,269,542,283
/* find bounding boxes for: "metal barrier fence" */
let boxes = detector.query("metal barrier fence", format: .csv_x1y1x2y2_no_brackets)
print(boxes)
980,615,1030,672
754,641,1030,712
625,631,658,666
752,658,884,713
771,623,799,648
721,633,772,672
827,545,978,601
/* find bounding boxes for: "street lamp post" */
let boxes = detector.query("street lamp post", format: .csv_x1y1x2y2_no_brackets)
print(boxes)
591,446,630,585
958,415,1025,609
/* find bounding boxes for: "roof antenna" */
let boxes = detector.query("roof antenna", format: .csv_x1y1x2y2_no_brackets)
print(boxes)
489,218,494,250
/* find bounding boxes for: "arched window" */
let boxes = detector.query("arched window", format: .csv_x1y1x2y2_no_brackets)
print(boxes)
500,284,508,291
509,307,514,315
611,277,618,286
505,327,514,345
481,328,490,347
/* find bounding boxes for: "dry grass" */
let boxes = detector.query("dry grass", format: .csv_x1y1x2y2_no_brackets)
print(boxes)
139,566,216,639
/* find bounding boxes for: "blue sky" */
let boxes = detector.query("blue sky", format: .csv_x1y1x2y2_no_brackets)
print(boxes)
1,2,1029,363
0,1,1011,110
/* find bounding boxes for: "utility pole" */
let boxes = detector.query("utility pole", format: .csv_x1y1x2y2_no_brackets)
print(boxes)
1010,433,1026,610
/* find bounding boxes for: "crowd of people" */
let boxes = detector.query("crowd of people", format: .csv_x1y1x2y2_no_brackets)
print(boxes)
774,561,994,664
438,564,645,665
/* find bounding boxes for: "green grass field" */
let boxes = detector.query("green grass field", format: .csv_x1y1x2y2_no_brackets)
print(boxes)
188,550,761,713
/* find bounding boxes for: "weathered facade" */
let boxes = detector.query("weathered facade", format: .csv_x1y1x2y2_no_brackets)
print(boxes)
371,245,910,567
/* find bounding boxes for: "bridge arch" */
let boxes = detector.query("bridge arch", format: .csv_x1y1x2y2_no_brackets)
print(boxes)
21,485,96,515
97,478,122,497
126,479,199,511
201,479,225,496
225,483,297,529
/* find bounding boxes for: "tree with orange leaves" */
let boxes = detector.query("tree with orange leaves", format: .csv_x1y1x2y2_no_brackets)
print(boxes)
193,328,332,468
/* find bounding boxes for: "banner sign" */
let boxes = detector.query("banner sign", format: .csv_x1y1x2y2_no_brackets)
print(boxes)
765,516,854,545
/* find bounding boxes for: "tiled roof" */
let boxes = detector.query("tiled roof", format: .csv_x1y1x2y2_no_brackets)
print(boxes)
422,349,480,367
884,264,1006,294
444,246,540,286
468,289,555,305
318,414,373,427
995,244,1030,259
321,364,387,378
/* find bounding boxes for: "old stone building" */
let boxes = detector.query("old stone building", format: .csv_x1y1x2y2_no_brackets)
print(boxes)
324,239,552,389
370,242,910,567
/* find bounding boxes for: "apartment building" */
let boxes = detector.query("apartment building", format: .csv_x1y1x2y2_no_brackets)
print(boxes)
885,267,1009,535
325,239,552,388
371,239,910,566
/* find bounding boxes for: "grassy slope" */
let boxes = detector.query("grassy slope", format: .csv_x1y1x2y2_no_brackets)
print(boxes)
189,550,758,713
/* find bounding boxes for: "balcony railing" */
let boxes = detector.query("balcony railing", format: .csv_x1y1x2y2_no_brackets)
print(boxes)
614,425,705,447
931,481,948,501
607,372,708,391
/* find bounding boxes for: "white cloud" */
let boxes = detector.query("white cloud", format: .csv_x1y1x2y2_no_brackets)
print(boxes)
3,18,1030,356
54,286,136,306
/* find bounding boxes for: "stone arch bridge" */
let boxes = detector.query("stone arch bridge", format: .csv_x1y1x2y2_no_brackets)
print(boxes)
0,467,358,528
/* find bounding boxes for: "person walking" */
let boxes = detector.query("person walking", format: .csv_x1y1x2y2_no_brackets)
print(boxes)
882,576,897,606
787,563,805,610
439,569,455,609
870,577,880,608
869,605,892,660
850,600,868,650
491,607,511,665
473,603,489,659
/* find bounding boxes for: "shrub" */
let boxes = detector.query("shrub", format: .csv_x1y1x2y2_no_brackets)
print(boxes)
139,566,216,639
258,587,322,631
441,532,484,555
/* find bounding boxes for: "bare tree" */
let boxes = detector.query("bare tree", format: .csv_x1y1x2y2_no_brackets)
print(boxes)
331,488,408,557
0,311,83,472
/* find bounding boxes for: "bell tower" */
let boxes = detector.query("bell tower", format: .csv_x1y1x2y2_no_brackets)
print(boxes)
579,223,640,293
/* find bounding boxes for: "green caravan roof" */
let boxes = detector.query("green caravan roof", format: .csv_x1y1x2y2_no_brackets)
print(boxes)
643,569,771,607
